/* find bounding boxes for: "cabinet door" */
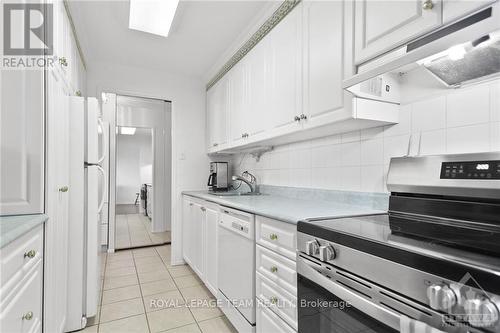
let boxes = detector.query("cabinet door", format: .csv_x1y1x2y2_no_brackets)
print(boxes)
182,198,193,265
207,78,228,149
246,38,269,136
0,69,44,215
443,0,495,24
354,0,442,64
204,206,218,295
256,303,296,333
44,70,70,333
268,6,302,131
191,203,205,279
303,0,351,128
229,61,248,143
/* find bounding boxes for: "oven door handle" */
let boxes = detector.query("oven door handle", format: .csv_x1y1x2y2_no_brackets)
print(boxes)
297,256,402,331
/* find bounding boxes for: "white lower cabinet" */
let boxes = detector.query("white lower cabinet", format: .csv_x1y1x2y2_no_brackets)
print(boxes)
256,301,296,333
182,196,218,296
0,225,44,333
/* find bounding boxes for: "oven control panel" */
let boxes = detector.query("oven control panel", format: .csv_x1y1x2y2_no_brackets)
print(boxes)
440,160,500,180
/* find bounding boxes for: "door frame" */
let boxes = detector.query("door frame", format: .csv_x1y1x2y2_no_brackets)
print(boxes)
102,90,174,253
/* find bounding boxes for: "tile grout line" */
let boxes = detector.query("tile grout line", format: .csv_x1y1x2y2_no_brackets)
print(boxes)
133,250,153,333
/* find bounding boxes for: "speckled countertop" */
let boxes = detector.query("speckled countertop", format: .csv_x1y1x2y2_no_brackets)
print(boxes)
182,189,387,224
0,214,48,248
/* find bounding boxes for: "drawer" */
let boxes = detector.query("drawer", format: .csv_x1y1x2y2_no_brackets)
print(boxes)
256,301,296,333
256,271,297,330
0,225,43,287
0,262,43,333
256,216,296,260
256,244,296,295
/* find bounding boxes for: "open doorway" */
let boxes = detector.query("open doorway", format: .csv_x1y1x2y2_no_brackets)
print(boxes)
115,127,169,249
103,93,172,251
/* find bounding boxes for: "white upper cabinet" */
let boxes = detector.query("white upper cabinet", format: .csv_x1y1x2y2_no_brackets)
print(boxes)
0,70,45,215
267,6,302,132
442,0,496,24
207,78,229,149
229,61,249,143
302,0,350,129
354,0,442,64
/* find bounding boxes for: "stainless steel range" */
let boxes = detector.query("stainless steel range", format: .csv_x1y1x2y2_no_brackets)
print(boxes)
297,152,500,333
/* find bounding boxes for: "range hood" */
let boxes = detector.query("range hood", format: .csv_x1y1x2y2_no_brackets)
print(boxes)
345,2,500,103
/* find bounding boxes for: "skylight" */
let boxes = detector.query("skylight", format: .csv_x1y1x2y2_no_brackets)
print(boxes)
128,0,180,37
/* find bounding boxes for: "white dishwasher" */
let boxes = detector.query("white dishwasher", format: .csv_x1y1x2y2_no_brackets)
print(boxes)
218,207,256,333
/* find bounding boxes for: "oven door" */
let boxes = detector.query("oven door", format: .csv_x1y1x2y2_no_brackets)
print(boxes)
297,256,400,333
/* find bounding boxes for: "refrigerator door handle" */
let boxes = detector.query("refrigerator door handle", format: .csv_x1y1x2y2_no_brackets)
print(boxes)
96,165,106,213
97,118,107,165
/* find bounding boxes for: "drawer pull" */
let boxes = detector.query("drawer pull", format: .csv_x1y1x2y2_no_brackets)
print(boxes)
24,250,37,259
270,266,278,273
270,296,278,305
22,311,33,320
269,233,278,241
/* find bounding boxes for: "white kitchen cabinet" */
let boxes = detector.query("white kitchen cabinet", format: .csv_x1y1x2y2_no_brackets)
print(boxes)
182,196,219,296
442,0,496,24
257,301,296,333
207,77,229,150
0,69,44,215
267,5,302,133
302,0,350,129
0,226,44,333
354,0,442,65
204,204,219,296
229,61,249,143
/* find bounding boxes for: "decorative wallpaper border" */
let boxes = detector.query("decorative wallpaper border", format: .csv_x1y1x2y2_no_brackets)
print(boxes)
206,0,301,91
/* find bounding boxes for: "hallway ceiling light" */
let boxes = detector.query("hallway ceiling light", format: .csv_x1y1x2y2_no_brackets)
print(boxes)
120,127,137,135
128,0,180,37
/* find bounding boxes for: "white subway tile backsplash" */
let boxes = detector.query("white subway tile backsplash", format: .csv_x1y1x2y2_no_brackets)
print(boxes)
361,165,385,193
447,85,490,128
341,141,361,166
361,138,384,165
446,124,490,154
233,79,500,194
411,96,446,132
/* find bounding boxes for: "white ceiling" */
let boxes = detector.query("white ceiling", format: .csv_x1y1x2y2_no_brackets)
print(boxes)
68,0,271,79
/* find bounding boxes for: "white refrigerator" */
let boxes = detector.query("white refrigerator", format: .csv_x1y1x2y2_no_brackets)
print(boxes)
66,97,108,331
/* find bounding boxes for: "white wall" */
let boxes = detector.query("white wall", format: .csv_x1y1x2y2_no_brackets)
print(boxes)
234,79,500,193
116,131,152,204
87,61,209,264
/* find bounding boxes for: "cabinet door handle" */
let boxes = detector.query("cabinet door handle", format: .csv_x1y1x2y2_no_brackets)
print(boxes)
59,57,68,67
189,203,194,206
75,90,82,97
213,143,218,147
300,113,307,120
241,133,245,138
270,266,278,273
200,207,206,212
422,0,434,10
269,233,278,241
270,296,278,305
22,311,34,320
24,250,37,259
59,186,69,192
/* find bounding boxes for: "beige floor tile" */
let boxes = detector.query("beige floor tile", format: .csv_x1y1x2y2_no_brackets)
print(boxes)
133,247,158,258
104,274,139,290
86,306,100,326
140,279,178,296
105,266,137,278
189,303,223,322
179,286,212,303
100,298,144,323
107,252,133,262
147,307,195,333
168,265,194,278
174,275,202,289
162,323,201,333
99,314,149,333
135,256,163,266
81,325,98,333
136,262,166,273
138,269,172,284
197,316,237,333
102,285,142,305
106,259,136,270
143,290,185,312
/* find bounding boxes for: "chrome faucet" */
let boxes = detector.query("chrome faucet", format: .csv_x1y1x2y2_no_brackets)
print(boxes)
232,171,257,193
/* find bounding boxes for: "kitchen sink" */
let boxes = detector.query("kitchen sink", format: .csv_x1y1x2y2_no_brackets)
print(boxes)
208,191,264,197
